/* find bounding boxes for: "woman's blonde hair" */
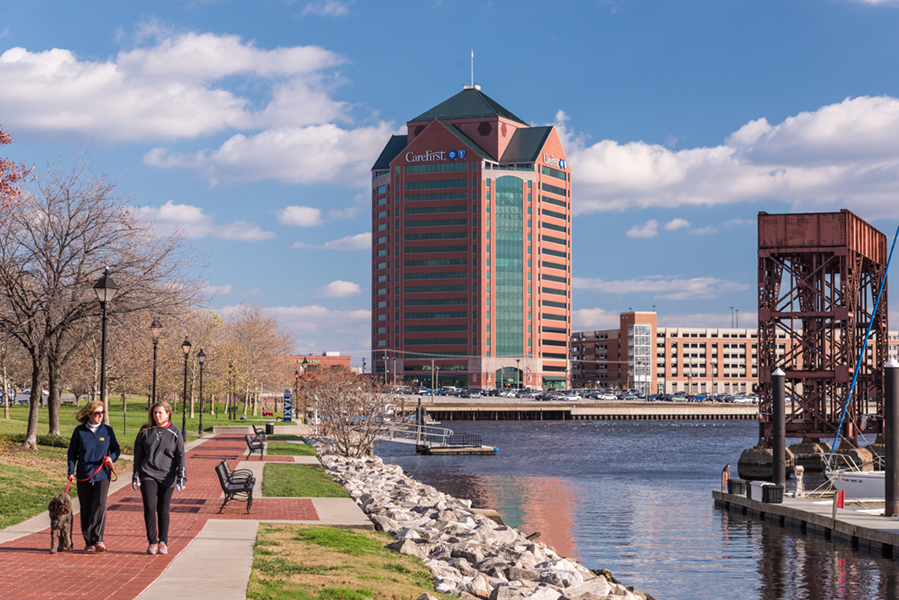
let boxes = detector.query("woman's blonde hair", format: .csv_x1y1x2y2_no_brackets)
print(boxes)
75,400,105,424
140,401,173,433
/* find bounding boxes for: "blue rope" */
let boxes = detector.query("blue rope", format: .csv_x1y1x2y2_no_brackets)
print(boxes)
829,223,899,456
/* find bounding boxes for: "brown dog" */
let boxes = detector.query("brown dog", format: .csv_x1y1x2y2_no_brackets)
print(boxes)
48,493,73,554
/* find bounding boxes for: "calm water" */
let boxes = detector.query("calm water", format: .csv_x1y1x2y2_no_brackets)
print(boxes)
374,420,899,600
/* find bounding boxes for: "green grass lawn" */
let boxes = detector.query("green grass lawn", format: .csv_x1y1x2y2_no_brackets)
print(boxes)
262,464,348,498
266,434,307,442
247,524,450,600
265,442,317,457
0,396,296,450
0,439,133,529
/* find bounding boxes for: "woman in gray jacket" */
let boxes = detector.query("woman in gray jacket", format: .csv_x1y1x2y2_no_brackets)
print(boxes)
132,401,186,555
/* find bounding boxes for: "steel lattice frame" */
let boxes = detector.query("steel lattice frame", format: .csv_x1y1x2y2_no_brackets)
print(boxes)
757,211,888,447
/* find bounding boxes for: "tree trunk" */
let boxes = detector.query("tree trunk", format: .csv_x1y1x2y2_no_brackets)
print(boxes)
47,352,62,436
23,360,42,450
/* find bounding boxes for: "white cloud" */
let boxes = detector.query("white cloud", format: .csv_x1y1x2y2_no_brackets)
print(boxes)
204,283,233,295
0,27,9,39
292,232,370,250
144,121,397,187
664,218,690,231
264,304,371,354
689,226,717,236
139,200,276,241
574,275,748,300
626,220,659,238
559,96,899,220
725,218,754,228
302,1,352,16
278,205,324,226
573,308,620,330
320,280,361,297
0,31,346,142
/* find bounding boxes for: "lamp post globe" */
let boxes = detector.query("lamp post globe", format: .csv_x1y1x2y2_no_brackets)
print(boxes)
181,337,191,440
93,268,118,424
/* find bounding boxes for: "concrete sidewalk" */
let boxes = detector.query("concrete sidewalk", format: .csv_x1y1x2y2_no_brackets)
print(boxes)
0,432,371,600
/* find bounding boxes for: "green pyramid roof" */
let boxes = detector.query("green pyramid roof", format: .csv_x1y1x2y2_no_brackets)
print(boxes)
411,88,527,125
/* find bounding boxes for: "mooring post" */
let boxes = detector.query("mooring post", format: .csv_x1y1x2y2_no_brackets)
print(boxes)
773,368,786,488
886,358,899,517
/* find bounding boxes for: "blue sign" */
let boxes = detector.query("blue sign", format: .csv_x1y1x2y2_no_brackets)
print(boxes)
559,159,567,169
283,388,292,423
458,149,466,159
448,150,457,160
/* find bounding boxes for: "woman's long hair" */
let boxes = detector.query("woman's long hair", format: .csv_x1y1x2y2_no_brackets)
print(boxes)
140,401,173,434
75,400,104,424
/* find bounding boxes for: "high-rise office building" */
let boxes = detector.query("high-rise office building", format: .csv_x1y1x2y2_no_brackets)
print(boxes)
371,86,572,389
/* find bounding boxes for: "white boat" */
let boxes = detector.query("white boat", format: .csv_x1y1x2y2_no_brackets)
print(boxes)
828,469,884,499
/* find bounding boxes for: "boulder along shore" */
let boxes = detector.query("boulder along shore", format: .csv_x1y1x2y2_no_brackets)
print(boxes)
313,440,653,600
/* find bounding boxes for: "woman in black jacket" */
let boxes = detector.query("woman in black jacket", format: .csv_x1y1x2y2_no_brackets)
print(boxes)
132,401,186,555
67,400,121,553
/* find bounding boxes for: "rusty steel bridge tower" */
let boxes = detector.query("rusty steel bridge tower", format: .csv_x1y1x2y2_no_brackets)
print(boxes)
757,210,888,449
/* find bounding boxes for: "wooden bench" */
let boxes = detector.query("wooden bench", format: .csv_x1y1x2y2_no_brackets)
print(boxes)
245,434,264,459
215,460,255,514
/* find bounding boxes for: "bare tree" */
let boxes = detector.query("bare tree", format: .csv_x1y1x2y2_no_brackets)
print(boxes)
308,366,393,457
226,302,294,417
0,154,205,448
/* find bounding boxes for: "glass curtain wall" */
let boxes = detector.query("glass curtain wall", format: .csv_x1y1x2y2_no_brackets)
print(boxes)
494,176,524,358
628,324,652,396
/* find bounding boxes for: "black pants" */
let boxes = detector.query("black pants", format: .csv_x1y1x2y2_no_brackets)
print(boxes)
76,479,109,547
140,477,175,544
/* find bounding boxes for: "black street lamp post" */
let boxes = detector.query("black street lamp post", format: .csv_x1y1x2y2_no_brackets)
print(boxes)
93,268,118,424
197,349,206,436
301,357,309,424
181,337,191,440
228,361,234,420
150,319,162,409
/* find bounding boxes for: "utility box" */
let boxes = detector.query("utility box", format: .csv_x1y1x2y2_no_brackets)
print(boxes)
728,478,748,496
749,481,784,503
763,484,784,504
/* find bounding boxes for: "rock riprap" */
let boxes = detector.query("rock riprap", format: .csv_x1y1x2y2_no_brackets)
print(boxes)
313,441,648,600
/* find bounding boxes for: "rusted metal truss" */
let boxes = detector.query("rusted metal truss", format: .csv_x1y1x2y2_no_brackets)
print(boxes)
757,210,888,447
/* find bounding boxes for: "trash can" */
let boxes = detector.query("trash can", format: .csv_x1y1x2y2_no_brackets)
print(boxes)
762,484,784,504
728,478,747,496
265,422,275,435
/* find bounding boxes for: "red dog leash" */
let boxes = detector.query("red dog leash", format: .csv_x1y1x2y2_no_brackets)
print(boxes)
65,457,116,494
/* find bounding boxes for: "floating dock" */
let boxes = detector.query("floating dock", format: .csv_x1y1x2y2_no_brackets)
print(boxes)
416,445,497,456
714,490,899,559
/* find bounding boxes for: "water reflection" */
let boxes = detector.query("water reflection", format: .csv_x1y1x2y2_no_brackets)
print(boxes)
375,420,899,600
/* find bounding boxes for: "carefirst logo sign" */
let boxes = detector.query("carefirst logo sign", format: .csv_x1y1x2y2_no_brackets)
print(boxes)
406,149,467,162
543,153,567,170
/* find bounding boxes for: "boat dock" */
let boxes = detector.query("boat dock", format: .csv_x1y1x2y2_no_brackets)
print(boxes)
377,423,497,455
714,490,899,558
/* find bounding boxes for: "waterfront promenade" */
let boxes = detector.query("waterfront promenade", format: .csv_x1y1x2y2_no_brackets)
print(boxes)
0,431,370,600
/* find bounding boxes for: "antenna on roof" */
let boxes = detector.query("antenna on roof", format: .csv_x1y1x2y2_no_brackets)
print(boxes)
463,50,481,91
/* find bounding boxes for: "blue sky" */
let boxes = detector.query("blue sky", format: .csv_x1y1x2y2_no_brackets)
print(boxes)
3,0,899,366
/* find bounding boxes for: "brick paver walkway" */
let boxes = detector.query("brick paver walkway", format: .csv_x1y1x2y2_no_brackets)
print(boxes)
0,434,320,600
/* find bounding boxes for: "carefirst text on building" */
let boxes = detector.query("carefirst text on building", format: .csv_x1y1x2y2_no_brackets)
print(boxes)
371,86,572,390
